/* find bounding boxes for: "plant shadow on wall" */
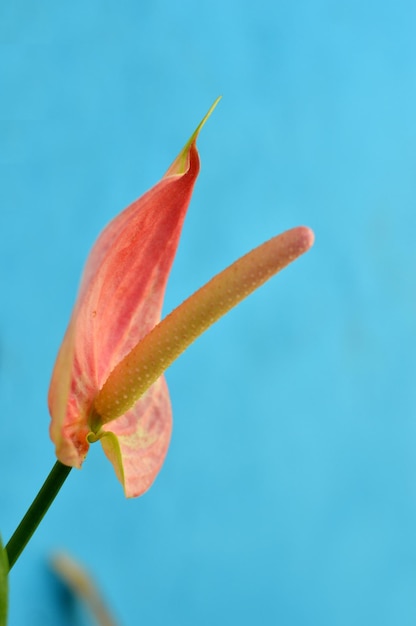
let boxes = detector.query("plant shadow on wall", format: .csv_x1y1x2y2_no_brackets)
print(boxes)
1,98,314,625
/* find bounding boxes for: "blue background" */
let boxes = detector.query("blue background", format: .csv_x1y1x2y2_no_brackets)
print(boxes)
1,1,416,624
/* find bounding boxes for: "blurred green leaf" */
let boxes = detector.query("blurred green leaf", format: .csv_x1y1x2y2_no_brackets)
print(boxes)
51,552,118,626
0,536,8,626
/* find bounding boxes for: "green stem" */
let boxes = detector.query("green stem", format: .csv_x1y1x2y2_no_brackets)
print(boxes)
5,461,72,570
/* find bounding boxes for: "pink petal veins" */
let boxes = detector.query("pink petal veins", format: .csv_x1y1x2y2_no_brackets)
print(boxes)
99,377,172,497
49,133,202,469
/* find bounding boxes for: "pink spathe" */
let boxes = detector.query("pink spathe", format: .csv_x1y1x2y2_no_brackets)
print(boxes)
48,103,314,498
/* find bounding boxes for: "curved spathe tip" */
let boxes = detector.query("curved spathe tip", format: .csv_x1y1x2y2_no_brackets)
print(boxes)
164,96,221,177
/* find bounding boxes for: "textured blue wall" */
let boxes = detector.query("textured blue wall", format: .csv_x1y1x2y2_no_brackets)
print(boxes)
1,1,416,624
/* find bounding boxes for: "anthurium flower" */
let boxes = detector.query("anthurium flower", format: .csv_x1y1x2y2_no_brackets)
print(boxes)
48,100,314,498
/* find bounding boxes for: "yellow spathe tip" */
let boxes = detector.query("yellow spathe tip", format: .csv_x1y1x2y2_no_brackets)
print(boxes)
188,96,222,146
164,97,222,176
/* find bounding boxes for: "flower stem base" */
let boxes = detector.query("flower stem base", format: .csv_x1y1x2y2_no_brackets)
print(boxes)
6,461,72,570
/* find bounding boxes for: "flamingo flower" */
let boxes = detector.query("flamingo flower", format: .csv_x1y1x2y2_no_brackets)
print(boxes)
48,100,314,497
